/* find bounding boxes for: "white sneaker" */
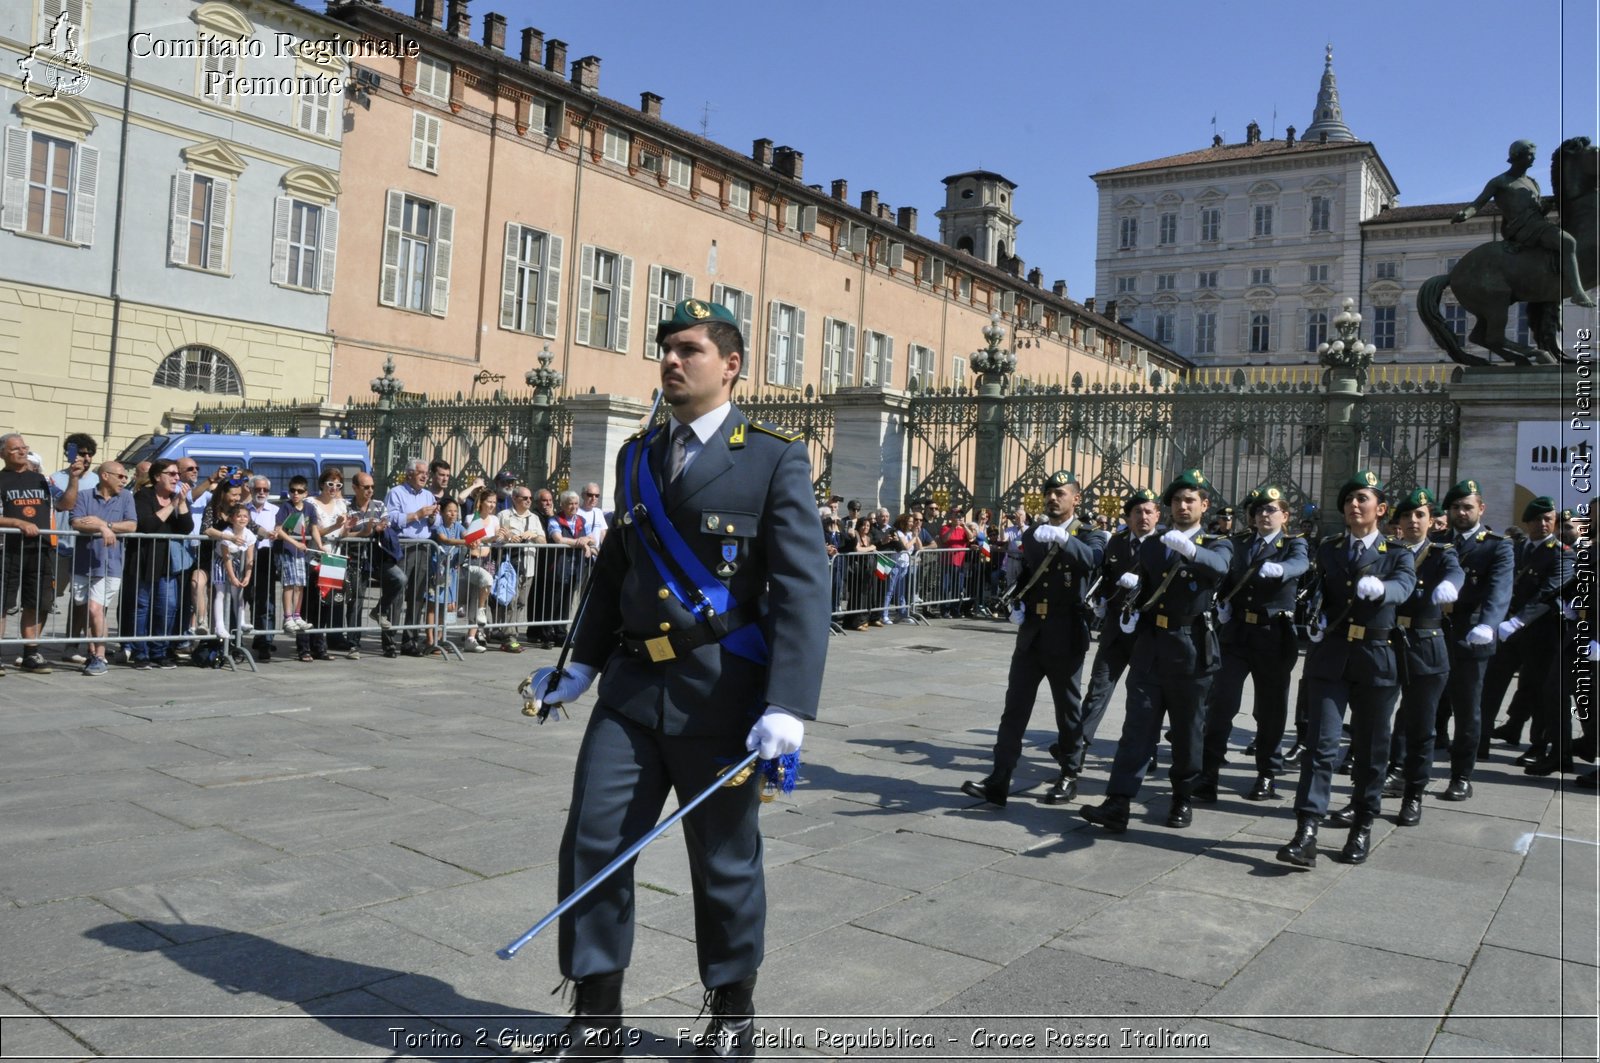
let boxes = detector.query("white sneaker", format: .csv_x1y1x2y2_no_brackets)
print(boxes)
193,622,209,636
464,640,487,653
240,622,255,635
345,648,362,660
476,608,489,625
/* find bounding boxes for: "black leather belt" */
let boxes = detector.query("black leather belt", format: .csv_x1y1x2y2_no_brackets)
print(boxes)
1396,616,1442,634
1155,612,1199,629
620,601,762,663
1242,609,1289,625
1335,622,1392,642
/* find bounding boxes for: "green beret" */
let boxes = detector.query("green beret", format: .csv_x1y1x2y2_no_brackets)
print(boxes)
1247,485,1288,513
656,298,740,345
1124,488,1159,511
1441,478,1483,508
1043,469,1078,489
1337,469,1386,510
1161,468,1209,505
1560,507,1578,521
1522,495,1555,521
1393,487,1436,517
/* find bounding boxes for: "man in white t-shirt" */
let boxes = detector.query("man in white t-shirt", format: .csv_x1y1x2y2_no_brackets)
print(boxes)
576,481,608,549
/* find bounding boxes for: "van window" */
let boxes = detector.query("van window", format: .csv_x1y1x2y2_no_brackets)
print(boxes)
252,459,318,489
117,435,166,467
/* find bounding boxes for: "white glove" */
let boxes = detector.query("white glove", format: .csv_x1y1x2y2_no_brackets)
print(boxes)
539,662,598,706
1258,561,1284,579
1588,639,1599,662
1092,599,1106,620
1356,576,1386,601
1117,571,1141,591
1308,615,1327,643
1009,605,1025,625
1432,581,1460,606
1119,609,1140,634
746,708,804,759
1497,617,1525,640
1161,529,1197,559
1032,522,1069,545
1466,624,1495,647
1216,600,1233,626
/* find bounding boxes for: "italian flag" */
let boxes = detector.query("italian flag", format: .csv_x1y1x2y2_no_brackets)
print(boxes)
316,552,347,593
281,510,303,536
875,553,895,581
979,541,992,561
464,518,490,545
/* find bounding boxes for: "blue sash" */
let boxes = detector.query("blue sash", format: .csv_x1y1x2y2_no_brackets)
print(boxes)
622,428,770,666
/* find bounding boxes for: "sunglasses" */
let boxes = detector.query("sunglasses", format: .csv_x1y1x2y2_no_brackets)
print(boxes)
288,487,307,495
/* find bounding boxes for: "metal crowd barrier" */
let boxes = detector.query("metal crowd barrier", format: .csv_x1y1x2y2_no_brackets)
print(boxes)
825,543,1006,633
0,527,586,672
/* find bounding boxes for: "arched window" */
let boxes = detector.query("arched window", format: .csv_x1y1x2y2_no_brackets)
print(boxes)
153,345,243,395
956,235,974,254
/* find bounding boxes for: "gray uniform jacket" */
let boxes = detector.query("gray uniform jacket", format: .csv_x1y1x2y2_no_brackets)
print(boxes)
1013,520,1107,652
571,405,830,737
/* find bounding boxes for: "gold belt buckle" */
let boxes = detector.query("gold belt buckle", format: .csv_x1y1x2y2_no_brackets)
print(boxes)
1245,610,1260,625
1155,614,1170,629
644,636,676,662
1397,616,1412,629
1440,603,1454,615
1036,602,1048,617
1347,623,1366,641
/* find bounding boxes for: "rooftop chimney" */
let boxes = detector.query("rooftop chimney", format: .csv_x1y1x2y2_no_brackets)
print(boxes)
752,138,773,166
896,206,917,233
773,146,803,180
860,189,878,214
1104,299,1118,320
1084,297,1096,313
831,179,848,202
446,0,470,40
482,11,505,52
1052,280,1067,297
415,0,443,27
1284,124,1296,146
640,92,662,118
520,27,543,65
571,55,600,94
877,203,892,221
544,39,567,76
1027,267,1043,287
1245,120,1261,145
1212,133,1223,147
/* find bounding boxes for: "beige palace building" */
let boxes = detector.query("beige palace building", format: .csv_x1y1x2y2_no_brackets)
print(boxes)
323,0,1186,408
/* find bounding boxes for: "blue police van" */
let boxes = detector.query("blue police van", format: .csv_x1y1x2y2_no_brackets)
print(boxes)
116,431,371,491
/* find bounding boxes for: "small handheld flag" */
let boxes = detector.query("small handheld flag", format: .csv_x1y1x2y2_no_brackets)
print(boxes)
316,552,347,593
875,553,894,581
464,518,490,545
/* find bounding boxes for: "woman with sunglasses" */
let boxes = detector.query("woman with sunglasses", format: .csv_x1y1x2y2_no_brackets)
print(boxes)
304,468,350,661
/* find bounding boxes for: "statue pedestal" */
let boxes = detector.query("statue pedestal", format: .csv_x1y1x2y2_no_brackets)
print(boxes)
1448,364,1571,527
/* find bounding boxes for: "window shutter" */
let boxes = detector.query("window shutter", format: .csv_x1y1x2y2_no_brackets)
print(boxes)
429,202,454,316
270,196,292,284
575,244,595,346
711,283,725,306
69,142,96,245
821,316,836,385
766,301,780,382
887,242,904,270
169,172,193,265
792,309,806,386
500,223,520,329
645,263,663,351
528,97,546,135
613,255,634,353
844,324,857,385
316,205,338,294
881,337,893,386
682,274,694,300
379,189,404,306
205,177,230,272
411,112,440,171
799,205,816,234
541,234,562,338
1,127,27,232
424,116,440,170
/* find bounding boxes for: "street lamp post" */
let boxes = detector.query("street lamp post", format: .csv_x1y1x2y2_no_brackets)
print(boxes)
969,313,1017,522
524,346,564,487
369,355,406,484
1316,297,1377,535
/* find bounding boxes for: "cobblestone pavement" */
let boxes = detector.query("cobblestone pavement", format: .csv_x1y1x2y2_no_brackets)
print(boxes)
0,620,1595,1061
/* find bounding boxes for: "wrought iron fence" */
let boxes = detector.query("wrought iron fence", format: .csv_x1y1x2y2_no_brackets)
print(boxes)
731,388,836,499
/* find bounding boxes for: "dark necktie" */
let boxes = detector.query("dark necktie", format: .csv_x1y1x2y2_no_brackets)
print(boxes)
1250,537,1266,562
667,424,693,483
1349,538,1363,565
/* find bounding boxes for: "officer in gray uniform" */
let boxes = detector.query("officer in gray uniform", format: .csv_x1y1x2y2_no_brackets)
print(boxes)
1278,471,1416,869
1081,468,1233,833
533,299,830,1062
1196,485,1310,803
961,470,1105,807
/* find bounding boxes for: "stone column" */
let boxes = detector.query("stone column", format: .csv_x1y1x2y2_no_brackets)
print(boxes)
564,393,651,499
1319,365,1362,537
1448,365,1568,529
829,387,911,511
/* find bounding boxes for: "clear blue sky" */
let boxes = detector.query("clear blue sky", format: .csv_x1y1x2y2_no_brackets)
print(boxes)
325,0,1598,301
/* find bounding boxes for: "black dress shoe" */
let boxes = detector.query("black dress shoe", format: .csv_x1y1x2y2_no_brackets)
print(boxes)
1191,778,1219,803
521,972,624,1061
697,974,756,1061
1080,797,1130,834
1525,756,1572,777
1397,794,1423,826
1285,741,1305,762
961,777,1008,807
1040,773,1077,805
1576,769,1599,790
1341,822,1373,864
1381,770,1405,798
1514,746,1548,767
1243,740,1258,757
1244,775,1277,801
1573,733,1598,763
1327,804,1358,829
1438,777,1473,801
1166,800,1192,828
1276,817,1319,869
1491,721,1523,746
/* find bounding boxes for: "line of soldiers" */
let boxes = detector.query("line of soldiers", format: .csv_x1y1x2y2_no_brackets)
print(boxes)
961,466,1590,869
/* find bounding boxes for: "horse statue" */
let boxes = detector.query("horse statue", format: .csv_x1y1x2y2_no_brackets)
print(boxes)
1418,135,1597,366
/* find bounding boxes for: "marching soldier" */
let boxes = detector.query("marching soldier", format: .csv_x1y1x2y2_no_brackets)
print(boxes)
1080,469,1233,833
1072,488,1163,787
1278,471,1416,869
1333,488,1463,828
530,300,829,1061
1481,496,1575,775
1195,485,1310,803
1431,478,1513,801
961,470,1106,807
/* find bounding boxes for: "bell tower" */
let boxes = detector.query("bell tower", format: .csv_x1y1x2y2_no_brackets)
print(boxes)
937,171,1021,272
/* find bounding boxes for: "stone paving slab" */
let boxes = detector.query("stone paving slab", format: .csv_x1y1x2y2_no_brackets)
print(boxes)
0,799,187,857
0,826,284,907
0,897,171,983
755,923,997,1016
1440,943,1600,1055
796,830,1007,892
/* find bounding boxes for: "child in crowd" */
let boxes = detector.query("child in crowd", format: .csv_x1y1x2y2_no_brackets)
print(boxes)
213,503,256,640
275,476,312,634
429,498,466,653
